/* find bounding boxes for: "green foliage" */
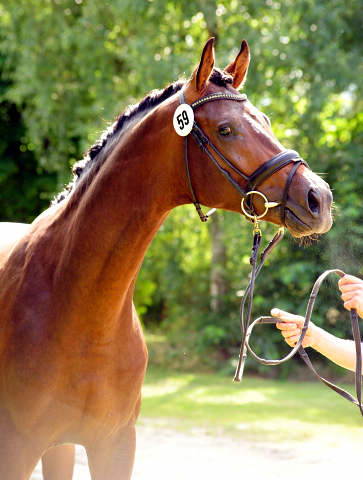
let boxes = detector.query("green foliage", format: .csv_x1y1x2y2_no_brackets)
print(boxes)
0,98,57,222
1,0,362,375
0,51,57,221
134,205,212,322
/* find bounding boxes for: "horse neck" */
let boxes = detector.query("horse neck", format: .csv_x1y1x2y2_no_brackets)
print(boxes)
36,104,188,322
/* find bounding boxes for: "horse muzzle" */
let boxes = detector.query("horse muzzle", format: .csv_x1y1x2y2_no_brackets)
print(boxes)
283,172,333,237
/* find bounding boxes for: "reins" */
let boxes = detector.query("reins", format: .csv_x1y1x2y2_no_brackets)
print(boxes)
176,86,363,417
233,223,363,417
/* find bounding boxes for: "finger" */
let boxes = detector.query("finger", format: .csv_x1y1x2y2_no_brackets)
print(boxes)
339,283,361,293
339,275,353,286
343,299,360,311
285,334,300,347
271,308,286,318
339,284,363,294
341,291,354,301
276,322,297,331
339,275,363,287
280,328,301,339
341,291,363,304
271,309,304,324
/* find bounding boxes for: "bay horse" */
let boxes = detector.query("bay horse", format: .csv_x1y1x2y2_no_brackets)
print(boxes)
0,38,332,480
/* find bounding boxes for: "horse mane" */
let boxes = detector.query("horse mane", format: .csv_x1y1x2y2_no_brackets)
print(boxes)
53,68,233,204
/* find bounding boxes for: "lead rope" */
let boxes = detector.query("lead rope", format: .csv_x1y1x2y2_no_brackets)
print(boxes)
233,223,285,381
234,236,363,416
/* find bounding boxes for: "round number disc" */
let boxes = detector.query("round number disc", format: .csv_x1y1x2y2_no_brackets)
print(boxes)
173,104,194,137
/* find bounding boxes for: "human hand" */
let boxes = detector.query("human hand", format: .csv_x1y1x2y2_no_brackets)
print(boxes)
271,308,317,348
338,274,363,319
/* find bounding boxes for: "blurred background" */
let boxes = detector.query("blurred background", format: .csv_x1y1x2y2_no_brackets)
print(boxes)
1,0,362,380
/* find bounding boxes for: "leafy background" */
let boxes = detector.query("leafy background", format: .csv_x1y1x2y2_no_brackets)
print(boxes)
1,0,362,376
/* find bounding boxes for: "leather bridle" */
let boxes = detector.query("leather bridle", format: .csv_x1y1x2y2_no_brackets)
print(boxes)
178,87,310,226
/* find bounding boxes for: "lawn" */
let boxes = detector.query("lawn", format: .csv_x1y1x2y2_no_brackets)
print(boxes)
139,367,363,444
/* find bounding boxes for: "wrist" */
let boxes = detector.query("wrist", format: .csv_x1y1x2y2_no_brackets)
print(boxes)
309,325,324,351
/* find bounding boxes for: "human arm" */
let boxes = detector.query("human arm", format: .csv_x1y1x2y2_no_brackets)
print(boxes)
271,308,359,372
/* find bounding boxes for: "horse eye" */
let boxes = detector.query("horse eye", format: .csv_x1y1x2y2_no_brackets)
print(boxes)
219,126,232,136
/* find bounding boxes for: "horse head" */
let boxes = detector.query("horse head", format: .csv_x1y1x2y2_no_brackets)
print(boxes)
177,38,333,238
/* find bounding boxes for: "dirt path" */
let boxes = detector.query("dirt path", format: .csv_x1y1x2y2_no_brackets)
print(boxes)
30,422,362,480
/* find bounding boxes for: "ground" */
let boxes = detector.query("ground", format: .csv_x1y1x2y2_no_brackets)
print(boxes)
30,420,362,480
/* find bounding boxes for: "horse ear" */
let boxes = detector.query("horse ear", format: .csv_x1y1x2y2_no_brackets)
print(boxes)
224,39,250,90
192,37,215,93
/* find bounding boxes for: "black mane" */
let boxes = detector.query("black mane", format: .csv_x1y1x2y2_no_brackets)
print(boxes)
53,68,233,204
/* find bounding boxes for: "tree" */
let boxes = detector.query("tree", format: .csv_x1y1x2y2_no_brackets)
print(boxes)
1,0,362,374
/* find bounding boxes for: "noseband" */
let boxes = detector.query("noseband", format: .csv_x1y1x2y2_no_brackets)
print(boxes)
178,88,310,225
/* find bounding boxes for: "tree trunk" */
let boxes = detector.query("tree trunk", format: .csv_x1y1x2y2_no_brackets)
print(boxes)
209,213,229,313
200,0,219,45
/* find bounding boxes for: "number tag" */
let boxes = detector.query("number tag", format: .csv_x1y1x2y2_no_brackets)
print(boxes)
173,104,194,137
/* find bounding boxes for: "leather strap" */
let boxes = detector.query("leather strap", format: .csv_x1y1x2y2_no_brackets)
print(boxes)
235,266,363,417
246,150,309,192
233,228,285,380
280,160,301,226
190,91,247,108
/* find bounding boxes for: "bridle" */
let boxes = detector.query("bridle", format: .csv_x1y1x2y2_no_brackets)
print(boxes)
178,87,310,226
178,86,363,417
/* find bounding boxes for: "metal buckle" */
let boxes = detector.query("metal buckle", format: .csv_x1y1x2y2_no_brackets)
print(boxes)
241,191,279,220
241,191,280,235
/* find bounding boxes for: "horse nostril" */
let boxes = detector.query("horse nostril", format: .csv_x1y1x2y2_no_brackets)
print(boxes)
308,189,320,215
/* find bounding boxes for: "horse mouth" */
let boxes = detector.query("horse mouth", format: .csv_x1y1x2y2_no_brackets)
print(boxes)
284,208,314,237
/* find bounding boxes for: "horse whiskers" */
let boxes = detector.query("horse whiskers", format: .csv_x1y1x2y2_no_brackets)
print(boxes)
331,202,339,220
292,232,321,247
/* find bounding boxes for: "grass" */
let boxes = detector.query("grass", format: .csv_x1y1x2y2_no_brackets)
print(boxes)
139,367,363,444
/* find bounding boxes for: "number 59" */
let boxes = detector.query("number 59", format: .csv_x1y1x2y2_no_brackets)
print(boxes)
177,110,190,130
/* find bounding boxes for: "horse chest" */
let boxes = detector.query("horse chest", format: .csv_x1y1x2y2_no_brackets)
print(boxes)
1,278,147,421
1,333,147,438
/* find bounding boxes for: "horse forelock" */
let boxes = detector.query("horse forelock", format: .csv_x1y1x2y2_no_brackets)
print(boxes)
209,68,233,87
52,68,232,205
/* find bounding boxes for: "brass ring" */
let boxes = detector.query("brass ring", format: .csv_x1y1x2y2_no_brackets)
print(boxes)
241,191,278,220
